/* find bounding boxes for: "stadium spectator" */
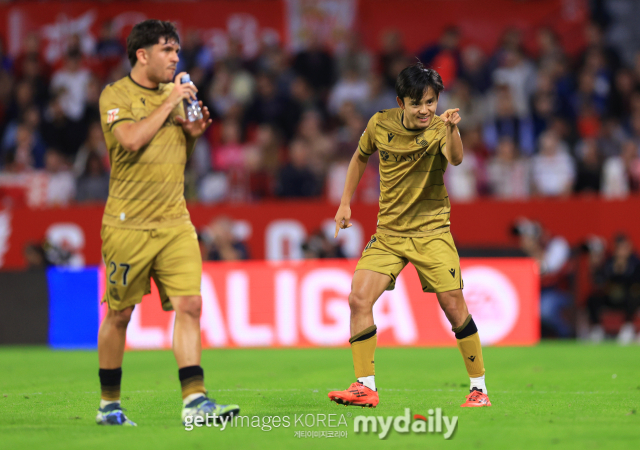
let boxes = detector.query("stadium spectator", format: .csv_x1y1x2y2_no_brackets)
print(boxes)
335,33,373,80
3,124,39,171
327,65,370,115
12,32,50,81
445,128,485,202
459,45,491,93
492,49,536,118
295,110,335,178
2,107,47,169
601,140,640,198
360,73,397,119
587,234,640,344
243,124,284,199
175,29,212,74
596,116,626,158
5,80,35,124
18,55,49,107
275,139,321,198
292,35,335,96
483,84,529,153
531,131,576,197
50,49,91,122
74,121,109,177
535,27,565,72
378,29,407,89
574,138,602,194
0,36,12,73
487,136,530,199
244,72,290,136
418,27,461,87
75,151,110,202
95,21,126,62
42,148,75,206
41,94,85,158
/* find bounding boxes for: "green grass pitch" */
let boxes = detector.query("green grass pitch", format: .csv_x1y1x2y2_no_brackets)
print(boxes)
1,343,639,450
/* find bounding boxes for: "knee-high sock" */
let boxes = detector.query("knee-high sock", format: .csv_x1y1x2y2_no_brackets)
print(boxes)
453,315,485,378
349,325,377,378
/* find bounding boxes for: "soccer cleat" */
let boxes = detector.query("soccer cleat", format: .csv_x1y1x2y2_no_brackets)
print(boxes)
328,382,379,408
96,403,137,426
460,387,491,407
181,396,240,425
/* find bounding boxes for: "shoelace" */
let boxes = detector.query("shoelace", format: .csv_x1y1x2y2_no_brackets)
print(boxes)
466,391,483,402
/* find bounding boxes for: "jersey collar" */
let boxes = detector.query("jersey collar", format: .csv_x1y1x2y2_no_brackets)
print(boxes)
400,111,437,132
128,73,160,91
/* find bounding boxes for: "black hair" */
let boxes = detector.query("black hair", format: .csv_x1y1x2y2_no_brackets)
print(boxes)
127,20,180,67
395,60,444,104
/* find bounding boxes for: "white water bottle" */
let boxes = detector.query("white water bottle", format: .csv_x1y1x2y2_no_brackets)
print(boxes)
180,73,203,122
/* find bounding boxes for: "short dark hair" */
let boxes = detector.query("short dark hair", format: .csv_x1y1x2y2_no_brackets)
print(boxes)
395,60,444,104
127,20,180,67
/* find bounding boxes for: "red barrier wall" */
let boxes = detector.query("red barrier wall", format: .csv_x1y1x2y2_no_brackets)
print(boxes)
98,258,540,348
0,0,586,62
1,196,639,269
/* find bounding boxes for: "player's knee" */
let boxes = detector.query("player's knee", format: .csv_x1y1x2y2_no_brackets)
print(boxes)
174,296,202,318
108,307,133,329
442,302,465,327
348,290,373,314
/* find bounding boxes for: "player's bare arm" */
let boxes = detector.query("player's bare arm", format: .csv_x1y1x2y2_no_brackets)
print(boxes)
113,72,197,152
440,108,463,166
334,149,369,238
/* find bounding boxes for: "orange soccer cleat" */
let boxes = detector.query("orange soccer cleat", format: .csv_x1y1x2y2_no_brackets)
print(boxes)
460,388,492,407
328,382,379,408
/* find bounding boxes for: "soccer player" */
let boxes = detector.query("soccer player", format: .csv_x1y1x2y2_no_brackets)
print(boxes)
328,62,491,408
95,20,239,425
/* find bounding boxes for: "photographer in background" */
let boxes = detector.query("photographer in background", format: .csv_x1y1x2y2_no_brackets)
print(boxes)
200,215,250,262
513,219,574,337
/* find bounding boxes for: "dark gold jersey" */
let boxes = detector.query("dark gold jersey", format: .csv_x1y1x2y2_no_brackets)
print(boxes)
359,108,449,236
99,75,190,229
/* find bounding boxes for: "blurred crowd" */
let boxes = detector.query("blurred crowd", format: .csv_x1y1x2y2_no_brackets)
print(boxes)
2,19,640,206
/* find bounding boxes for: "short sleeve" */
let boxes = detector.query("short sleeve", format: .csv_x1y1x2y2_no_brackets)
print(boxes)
358,114,379,156
437,125,447,152
99,84,135,132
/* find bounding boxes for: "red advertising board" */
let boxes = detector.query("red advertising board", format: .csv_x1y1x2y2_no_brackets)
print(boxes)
0,0,586,63
0,0,285,61
2,196,640,270
99,258,539,349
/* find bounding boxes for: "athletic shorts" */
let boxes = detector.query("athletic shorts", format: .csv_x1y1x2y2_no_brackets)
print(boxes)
355,230,463,293
101,222,202,311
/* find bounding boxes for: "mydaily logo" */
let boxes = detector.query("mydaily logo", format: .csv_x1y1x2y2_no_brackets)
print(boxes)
354,408,457,440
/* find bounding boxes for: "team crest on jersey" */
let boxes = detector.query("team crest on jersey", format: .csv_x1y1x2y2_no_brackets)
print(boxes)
107,108,119,124
415,133,428,147
380,150,390,161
